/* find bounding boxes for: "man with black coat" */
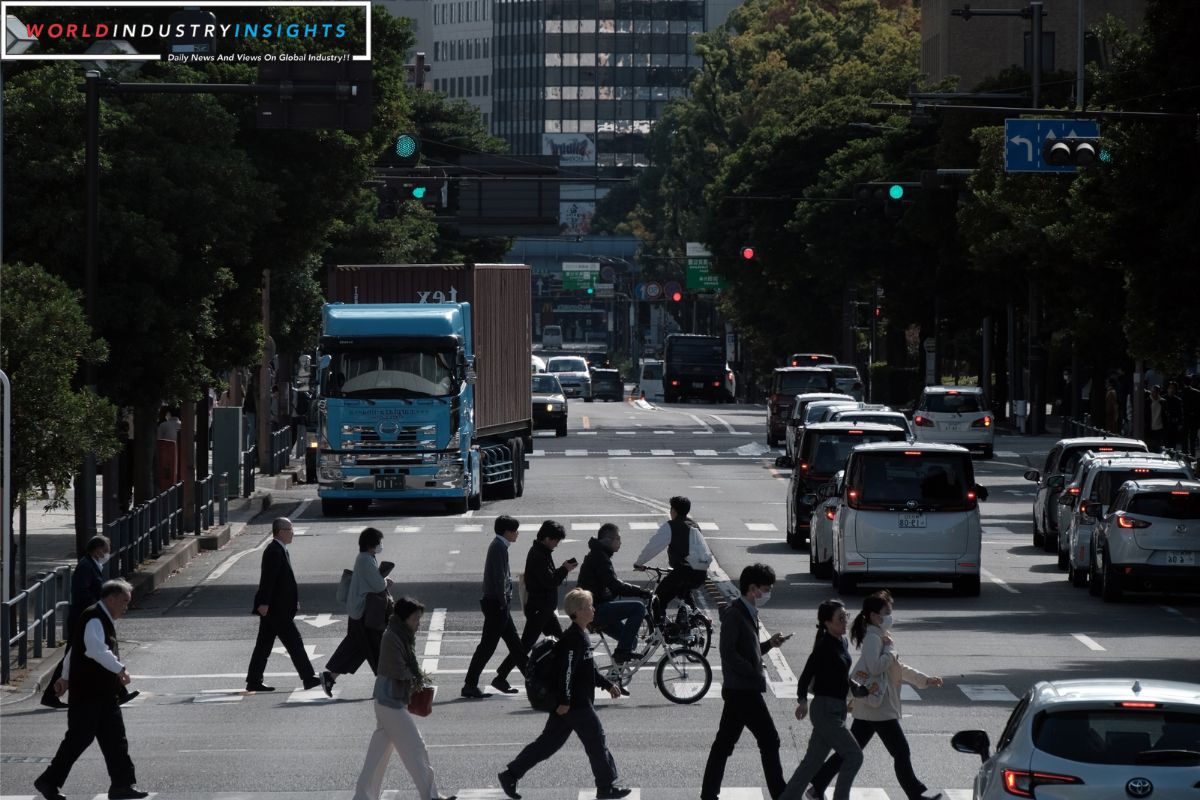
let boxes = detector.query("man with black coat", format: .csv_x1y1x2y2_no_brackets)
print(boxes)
462,515,529,698
498,588,631,800
633,495,712,626
245,517,321,693
494,520,578,693
576,523,651,663
701,563,788,800
35,579,149,800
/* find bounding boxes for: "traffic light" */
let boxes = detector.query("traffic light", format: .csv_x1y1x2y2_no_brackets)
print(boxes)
873,306,881,318
383,132,422,168
670,290,683,302
586,285,595,295
740,245,755,261
1042,136,1100,167
853,182,919,218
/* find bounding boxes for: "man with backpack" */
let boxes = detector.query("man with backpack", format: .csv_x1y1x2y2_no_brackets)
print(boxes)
498,588,631,800
634,495,713,627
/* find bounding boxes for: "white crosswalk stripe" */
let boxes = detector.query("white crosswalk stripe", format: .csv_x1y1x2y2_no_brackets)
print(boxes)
608,449,633,456
694,449,719,456
650,449,674,456
628,521,658,530
745,522,777,532
0,789,974,799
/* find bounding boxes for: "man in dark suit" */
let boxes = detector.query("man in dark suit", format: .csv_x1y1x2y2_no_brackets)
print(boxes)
245,517,320,693
462,515,528,698
701,563,788,800
35,579,149,800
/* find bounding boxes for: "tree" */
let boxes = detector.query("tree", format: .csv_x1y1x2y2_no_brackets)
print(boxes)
0,263,119,508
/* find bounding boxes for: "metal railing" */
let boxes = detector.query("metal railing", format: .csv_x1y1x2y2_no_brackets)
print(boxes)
104,482,183,579
267,428,294,476
242,444,257,497
2,566,72,685
194,471,230,533
1067,417,1198,471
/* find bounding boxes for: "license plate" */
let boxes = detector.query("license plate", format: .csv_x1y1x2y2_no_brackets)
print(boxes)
941,422,964,431
692,382,705,388
899,512,926,529
1166,551,1196,566
374,475,405,491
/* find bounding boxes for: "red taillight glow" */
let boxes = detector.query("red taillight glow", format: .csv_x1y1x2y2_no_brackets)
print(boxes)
1001,769,1083,797
903,450,922,456
848,429,864,435
670,379,680,386
913,415,934,427
1171,490,1191,496
1098,446,1115,451
971,416,992,428
967,491,977,501
1133,468,1152,474
712,381,721,388
825,506,836,520
1119,701,1160,708
947,390,960,395
1077,501,1091,515
799,462,810,472
1067,486,1081,495
790,360,799,366
1116,514,1151,529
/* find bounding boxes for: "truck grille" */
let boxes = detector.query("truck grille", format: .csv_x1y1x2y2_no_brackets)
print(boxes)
341,423,439,451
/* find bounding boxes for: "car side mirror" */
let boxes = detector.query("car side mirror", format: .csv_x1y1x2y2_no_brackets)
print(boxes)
775,455,792,469
1047,474,1065,490
973,484,989,502
1084,503,1102,519
950,730,991,763
1023,469,1041,483
802,493,818,507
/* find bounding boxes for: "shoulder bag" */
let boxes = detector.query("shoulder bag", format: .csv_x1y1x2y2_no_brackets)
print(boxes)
335,568,353,604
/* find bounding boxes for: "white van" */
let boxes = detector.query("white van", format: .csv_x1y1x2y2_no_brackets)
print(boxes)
541,325,563,349
639,359,665,402
833,442,987,596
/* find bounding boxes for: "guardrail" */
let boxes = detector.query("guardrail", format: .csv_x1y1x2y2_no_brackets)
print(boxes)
2,565,72,685
1067,417,1197,471
194,471,230,533
267,428,294,476
242,444,257,497
104,482,183,579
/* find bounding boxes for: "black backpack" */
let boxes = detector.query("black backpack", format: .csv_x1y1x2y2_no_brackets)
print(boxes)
525,635,561,712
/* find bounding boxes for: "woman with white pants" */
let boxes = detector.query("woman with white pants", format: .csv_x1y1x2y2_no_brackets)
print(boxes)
353,596,455,800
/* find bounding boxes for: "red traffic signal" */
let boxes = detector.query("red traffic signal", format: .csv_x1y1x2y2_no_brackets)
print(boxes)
671,291,683,302
740,246,755,260
873,306,881,318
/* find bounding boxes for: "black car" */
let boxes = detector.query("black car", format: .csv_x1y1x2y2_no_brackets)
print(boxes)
532,374,568,437
591,369,624,402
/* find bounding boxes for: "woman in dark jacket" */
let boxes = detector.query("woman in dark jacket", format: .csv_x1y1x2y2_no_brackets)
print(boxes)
497,589,632,800
494,520,578,693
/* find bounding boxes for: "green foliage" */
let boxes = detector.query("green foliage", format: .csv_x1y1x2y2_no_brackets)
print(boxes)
1,263,120,509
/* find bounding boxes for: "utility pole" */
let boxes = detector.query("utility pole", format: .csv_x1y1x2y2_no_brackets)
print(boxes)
951,3,1046,108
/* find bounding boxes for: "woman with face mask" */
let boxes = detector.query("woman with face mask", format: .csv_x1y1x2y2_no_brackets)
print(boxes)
803,590,944,800
322,527,394,697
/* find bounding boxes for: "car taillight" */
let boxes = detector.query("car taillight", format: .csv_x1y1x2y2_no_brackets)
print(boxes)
846,488,859,508
1002,769,1083,797
971,416,992,428
848,429,864,435
1077,500,1091,516
799,462,809,472
824,506,836,520
1118,701,1161,708
712,381,721,388
670,379,680,386
967,490,977,501
1097,447,1115,451
947,390,960,395
1132,468,1152,474
1067,486,1081,495
1116,514,1151,529
913,415,934,427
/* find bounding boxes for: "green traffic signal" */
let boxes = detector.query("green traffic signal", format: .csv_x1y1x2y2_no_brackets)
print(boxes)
888,184,904,201
395,134,419,159
586,286,595,295
411,186,427,199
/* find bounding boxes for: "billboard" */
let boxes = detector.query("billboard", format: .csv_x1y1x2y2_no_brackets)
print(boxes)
542,133,596,165
559,201,595,236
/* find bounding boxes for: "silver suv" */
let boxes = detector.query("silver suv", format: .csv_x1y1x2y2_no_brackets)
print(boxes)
546,356,592,401
1089,479,1200,601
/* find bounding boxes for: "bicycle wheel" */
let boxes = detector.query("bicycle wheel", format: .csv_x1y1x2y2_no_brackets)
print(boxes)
655,648,712,704
688,612,713,658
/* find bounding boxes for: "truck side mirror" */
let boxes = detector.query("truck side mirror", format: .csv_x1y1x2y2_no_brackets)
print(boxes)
317,354,331,394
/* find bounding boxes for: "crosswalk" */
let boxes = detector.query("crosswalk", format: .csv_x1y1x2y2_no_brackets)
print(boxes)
529,449,760,458
335,521,781,535
1,790,974,799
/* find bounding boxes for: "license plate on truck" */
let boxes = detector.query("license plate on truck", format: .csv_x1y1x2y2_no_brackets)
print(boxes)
1166,551,1195,566
374,475,405,490
899,512,926,529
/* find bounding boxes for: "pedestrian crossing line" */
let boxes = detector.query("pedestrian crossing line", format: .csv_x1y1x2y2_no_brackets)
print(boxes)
616,430,638,435
192,689,244,704
454,524,484,533
609,449,633,456
285,686,337,704
982,526,1013,535
579,791,642,800
995,450,1021,458
566,449,589,456
695,449,719,456
959,684,1018,703
981,568,1020,595
650,449,673,456
530,450,545,457
628,521,658,530
698,521,719,531
393,525,422,533
652,430,675,434
745,523,778,532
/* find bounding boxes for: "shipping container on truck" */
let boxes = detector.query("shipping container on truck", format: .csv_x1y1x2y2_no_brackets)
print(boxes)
317,263,532,515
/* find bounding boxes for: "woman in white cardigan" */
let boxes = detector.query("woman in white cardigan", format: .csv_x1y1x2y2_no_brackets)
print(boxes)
323,527,392,696
804,590,944,800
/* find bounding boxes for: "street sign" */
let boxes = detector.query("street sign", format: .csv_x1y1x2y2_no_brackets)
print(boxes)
1005,118,1100,173
686,257,727,291
644,282,663,301
594,282,614,298
633,282,646,300
561,261,600,291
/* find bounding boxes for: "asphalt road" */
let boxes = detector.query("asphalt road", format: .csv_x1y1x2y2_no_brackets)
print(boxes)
3,397,1198,800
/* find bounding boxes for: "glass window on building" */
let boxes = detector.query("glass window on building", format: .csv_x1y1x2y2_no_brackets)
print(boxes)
475,75,481,95
483,75,489,94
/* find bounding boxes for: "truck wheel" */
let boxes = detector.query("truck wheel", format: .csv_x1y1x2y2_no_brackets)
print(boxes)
513,440,526,498
555,420,567,437
447,498,468,514
467,489,482,511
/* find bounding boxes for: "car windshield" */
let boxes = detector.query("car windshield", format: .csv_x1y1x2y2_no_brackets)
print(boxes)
326,348,457,398
668,338,723,362
531,376,561,394
807,433,904,474
1032,709,1200,765
777,372,831,392
851,453,974,509
1127,491,1200,518
548,358,588,373
829,366,861,380
922,392,984,413
1091,469,1190,505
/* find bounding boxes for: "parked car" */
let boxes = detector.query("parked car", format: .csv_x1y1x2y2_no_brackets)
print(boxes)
1023,436,1148,551
808,470,845,579
786,422,908,550
767,369,838,447
833,442,987,596
541,324,563,348
639,359,664,402
783,394,855,460
951,678,1200,800
546,355,592,401
531,374,568,437
827,364,865,400
1059,452,1193,586
591,368,624,402
829,408,912,437
1089,479,1200,601
912,385,994,458
788,353,838,366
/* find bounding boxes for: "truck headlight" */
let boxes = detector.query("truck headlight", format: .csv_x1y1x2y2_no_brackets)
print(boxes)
319,466,344,480
435,454,463,481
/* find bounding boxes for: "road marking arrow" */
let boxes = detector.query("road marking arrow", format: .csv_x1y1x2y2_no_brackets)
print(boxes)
296,613,338,628
1009,134,1033,161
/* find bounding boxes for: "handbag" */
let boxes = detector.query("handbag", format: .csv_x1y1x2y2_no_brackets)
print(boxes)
407,684,436,717
363,589,393,631
335,569,353,604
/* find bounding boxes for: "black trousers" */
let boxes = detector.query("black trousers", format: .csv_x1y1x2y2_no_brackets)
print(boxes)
701,688,786,800
39,697,136,789
497,602,564,681
507,705,618,789
810,717,927,799
654,567,706,622
245,612,315,685
464,598,527,687
325,615,383,676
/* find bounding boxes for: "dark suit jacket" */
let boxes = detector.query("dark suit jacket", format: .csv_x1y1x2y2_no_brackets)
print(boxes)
69,556,104,634
253,539,299,618
719,598,771,693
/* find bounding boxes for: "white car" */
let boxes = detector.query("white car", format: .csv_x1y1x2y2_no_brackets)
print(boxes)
827,364,864,400
830,408,912,438
912,385,994,458
808,470,845,579
639,359,665,402
952,678,1200,799
547,356,593,401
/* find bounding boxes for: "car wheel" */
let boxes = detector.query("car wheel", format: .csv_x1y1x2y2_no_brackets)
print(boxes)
981,445,994,459
1043,530,1059,553
808,543,818,574
1088,547,1103,597
555,420,567,437
767,433,779,448
1057,546,1069,570
1100,550,1123,602
833,568,856,595
1070,561,1088,588
953,574,981,597
1032,510,1043,548
816,555,833,580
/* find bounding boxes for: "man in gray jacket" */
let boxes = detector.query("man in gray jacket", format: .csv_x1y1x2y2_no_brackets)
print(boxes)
462,515,528,698
701,563,788,800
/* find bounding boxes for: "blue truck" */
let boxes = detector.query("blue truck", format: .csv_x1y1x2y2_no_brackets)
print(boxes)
315,263,533,515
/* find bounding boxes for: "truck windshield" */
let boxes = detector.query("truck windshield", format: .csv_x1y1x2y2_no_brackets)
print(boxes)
327,349,458,398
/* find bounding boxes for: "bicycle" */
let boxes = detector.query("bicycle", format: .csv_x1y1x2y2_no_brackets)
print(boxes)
591,611,713,704
634,565,713,657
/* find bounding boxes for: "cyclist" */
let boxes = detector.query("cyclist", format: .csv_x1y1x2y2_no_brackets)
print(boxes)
633,495,712,627
577,523,651,663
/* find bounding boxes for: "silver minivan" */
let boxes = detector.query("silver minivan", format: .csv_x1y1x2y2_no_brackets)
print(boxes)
833,442,987,596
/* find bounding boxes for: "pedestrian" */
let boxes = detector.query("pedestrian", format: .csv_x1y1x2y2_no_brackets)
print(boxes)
1182,374,1200,457
576,523,652,663
1104,378,1120,434
42,536,138,710
461,515,529,698
778,599,864,800
1146,385,1166,452
352,596,456,800
805,590,945,800
1164,381,1183,451
497,588,632,800
633,495,712,627
245,517,322,693
242,382,257,450
155,406,181,443
294,384,312,458
322,527,394,697
494,520,579,694
34,579,150,800
700,563,788,800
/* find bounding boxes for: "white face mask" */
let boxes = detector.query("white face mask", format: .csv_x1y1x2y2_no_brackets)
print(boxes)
95,553,112,567
757,589,771,607
374,545,383,555
880,614,894,630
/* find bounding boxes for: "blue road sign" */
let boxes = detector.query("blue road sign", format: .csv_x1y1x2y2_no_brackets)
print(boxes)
1005,118,1101,173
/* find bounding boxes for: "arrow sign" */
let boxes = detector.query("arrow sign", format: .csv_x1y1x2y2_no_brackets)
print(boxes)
1009,134,1033,163
1004,118,1100,173
297,613,338,628
273,643,322,660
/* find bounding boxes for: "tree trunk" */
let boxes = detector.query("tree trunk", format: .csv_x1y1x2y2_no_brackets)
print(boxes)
131,401,159,506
